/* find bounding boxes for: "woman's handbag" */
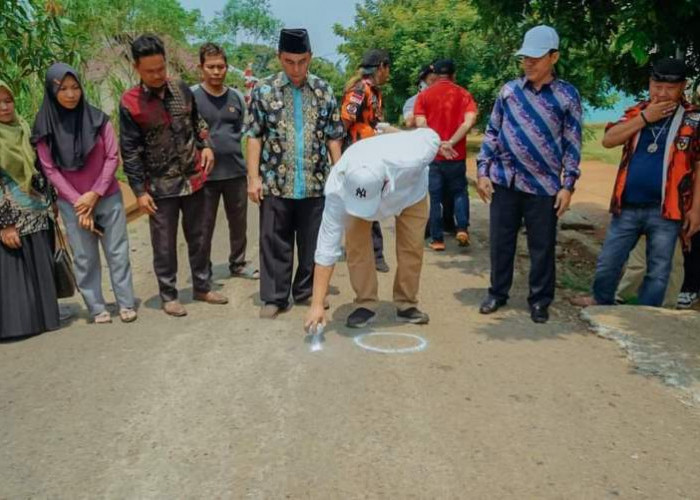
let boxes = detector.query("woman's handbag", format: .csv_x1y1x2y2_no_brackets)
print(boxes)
53,220,76,299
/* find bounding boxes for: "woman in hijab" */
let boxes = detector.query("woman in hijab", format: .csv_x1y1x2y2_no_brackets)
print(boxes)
0,80,60,340
33,63,137,324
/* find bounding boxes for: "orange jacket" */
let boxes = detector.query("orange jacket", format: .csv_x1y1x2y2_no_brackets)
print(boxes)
341,77,383,149
607,101,700,221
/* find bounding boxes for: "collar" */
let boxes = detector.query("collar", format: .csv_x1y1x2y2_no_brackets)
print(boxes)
141,80,173,99
519,75,557,92
278,71,313,91
362,76,379,90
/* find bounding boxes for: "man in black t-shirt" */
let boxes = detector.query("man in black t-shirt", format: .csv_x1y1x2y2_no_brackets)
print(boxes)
193,43,259,283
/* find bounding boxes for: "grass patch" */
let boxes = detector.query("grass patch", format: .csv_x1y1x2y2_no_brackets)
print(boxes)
582,123,622,166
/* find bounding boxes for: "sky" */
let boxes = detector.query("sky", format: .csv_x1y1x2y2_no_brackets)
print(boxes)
179,0,362,63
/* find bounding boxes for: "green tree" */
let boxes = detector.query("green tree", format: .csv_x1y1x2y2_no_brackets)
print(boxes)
0,0,81,115
335,0,492,123
206,0,282,46
472,0,700,99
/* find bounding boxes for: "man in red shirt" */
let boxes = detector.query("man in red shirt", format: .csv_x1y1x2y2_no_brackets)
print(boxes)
414,59,478,250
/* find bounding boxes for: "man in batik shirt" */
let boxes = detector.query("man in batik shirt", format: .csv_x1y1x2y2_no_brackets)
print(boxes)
120,34,228,317
246,28,344,319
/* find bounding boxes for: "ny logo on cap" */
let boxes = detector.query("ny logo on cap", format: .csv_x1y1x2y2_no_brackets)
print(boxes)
355,187,367,199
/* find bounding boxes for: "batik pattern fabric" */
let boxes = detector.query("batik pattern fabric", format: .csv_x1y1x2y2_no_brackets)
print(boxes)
0,170,53,237
245,72,344,199
477,77,583,196
606,101,700,221
119,79,212,200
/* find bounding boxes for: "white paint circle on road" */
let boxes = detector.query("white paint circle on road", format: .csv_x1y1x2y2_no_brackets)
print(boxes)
353,332,428,354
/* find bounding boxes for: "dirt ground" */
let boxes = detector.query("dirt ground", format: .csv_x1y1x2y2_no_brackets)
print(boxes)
1,182,699,498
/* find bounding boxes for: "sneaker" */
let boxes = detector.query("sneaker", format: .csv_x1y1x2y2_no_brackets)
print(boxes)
397,307,429,324
375,259,390,273
677,291,699,309
429,240,445,251
346,307,376,328
456,230,470,247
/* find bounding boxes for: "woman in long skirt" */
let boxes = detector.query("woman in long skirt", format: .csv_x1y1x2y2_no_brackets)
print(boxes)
0,80,60,340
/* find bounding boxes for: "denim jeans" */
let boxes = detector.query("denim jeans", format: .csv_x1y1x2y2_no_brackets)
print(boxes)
428,160,469,241
593,207,681,306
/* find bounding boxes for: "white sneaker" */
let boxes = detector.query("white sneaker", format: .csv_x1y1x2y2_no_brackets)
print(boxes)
677,292,699,309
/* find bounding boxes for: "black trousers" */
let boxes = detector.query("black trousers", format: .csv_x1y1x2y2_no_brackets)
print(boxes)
682,232,700,293
259,196,324,307
372,221,384,262
149,189,209,302
202,177,248,280
488,184,557,307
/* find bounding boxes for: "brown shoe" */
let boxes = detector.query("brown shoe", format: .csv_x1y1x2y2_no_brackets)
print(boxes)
570,295,598,307
456,230,470,247
260,303,282,319
163,300,187,317
429,240,445,251
194,290,229,305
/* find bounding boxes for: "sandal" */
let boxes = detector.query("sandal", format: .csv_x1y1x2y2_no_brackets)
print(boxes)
230,263,260,280
93,311,112,324
119,308,138,323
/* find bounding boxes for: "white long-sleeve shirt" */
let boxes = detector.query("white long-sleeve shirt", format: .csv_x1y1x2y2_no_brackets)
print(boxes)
314,129,440,266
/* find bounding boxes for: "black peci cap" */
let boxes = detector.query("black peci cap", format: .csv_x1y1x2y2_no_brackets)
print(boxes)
650,57,688,83
278,28,311,54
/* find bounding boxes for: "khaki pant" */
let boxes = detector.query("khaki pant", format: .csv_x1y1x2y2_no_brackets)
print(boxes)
616,237,684,308
345,197,428,311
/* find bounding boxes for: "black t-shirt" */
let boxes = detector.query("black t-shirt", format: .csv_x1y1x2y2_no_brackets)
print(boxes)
192,85,246,181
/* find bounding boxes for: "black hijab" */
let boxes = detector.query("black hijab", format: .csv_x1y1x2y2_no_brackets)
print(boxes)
31,63,108,171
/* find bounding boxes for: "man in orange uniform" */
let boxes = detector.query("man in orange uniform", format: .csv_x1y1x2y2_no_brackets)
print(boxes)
341,49,393,273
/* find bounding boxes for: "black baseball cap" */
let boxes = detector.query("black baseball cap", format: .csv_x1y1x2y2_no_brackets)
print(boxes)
417,63,436,84
650,57,688,83
433,59,456,75
359,49,391,68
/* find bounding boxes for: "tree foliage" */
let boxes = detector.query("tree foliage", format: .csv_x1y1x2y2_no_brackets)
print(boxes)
472,0,700,98
335,0,499,123
0,0,82,114
205,0,282,46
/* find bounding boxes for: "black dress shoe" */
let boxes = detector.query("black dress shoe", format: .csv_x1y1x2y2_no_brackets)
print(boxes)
530,305,549,324
479,296,507,314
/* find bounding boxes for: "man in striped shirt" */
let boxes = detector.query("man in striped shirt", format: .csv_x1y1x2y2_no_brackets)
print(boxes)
476,25,583,324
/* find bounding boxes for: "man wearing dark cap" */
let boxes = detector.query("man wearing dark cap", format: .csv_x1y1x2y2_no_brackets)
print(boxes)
245,28,344,319
341,48,394,274
572,57,700,308
414,58,478,251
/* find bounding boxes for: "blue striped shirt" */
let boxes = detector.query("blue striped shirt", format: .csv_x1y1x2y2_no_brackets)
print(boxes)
477,77,583,196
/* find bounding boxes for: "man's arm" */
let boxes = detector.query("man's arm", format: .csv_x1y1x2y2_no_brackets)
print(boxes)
603,100,678,148
304,192,345,331
340,83,364,131
555,90,584,217
446,110,477,149
246,137,263,203
327,139,342,164
475,91,506,202
683,160,700,240
245,87,266,204
119,102,157,215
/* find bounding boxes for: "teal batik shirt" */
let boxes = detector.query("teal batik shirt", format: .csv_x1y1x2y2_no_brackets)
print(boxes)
245,72,344,199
